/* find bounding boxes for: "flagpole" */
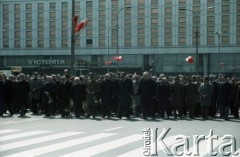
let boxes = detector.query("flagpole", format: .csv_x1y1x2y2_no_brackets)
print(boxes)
70,0,75,76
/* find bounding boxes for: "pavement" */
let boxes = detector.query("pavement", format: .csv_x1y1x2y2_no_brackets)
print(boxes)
0,112,239,157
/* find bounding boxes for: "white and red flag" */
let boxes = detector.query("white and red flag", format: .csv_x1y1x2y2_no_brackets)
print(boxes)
73,17,88,33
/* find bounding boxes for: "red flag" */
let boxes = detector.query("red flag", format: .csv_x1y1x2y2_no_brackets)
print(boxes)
113,56,123,61
73,16,78,27
75,18,88,32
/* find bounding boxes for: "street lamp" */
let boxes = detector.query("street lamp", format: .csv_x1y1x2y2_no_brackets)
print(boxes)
70,0,75,76
116,5,131,73
107,24,118,73
179,6,214,74
213,31,222,75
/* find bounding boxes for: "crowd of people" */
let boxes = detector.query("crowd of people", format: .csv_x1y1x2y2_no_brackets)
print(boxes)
0,69,239,121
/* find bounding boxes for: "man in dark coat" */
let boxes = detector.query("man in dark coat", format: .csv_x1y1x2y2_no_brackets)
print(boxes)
156,76,172,119
0,74,4,116
72,77,86,118
29,72,42,114
209,74,218,118
218,75,232,120
58,75,72,118
117,72,133,119
138,72,156,119
16,74,30,117
3,75,14,115
101,73,114,118
43,76,58,117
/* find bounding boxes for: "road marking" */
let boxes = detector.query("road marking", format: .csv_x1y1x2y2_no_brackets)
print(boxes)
0,131,50,142
60,134,142,157
118,135,176,157
0,132,84,152
0,130,19,134
0,118,42,126
103,127,123,132
5,133,116,157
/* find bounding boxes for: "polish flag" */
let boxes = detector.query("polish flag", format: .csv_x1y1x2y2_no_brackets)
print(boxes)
75,18,88,32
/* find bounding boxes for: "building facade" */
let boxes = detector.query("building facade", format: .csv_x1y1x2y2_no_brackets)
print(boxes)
0,0,240,75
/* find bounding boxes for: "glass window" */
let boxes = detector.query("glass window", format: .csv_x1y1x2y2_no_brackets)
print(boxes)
151,8,158,16
38,40,44,47
207,16,215,24
38,31,44,37
62,30,68,37
99,39,105,47
26,22,32,29
138,0,145,6
138,18,144,25
50,21,55,28
165,17,172,25
38,3,44,10
178,37,186,45
15,31,20,38
50,12,56,19
222,15,229,23
99,10,105,16
62,12,68,19
151,18,158,26
151,38,158,46
15,13,20,20
87,10,93,17
86,39,93,45
86,30,93,36
15,22,20,29
151,28,158,34
179,27,185,35
165,37,172,45
38,12,44,20
86,1,93,8
26,3,32,11
138,28,144,34
125,38,131,46
62,21,68,28
138,38,144,45
3,41,9,47
50,3,56,10
3,13,9,21
38,22,44,29
50,31,56,37
15,4,20,12
138,9,144,16
165,7,172,14
3,23,9,30
15,40,20,48
222,36,229,45
26,13,32,20
26,31,32,38
3,31,9,38
3,4,9,11
50,40,56,47
125,19,131,26
26,40,32,47
62,2,68,10
124,29,131,36
207,36,214,45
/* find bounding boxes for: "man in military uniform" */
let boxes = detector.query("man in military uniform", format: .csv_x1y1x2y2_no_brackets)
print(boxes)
85,73,101,119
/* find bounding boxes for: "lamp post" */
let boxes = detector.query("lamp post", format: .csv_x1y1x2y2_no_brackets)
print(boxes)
107,25,118,73
116,5,131,73
213,31,222,75
70,0,75,76
179,6,214,74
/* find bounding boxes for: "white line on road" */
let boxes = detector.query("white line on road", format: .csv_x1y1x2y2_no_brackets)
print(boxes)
0,132,84,152
103,127,123,132
60,134,142,157
0,118,42,126
0,130,19,134
0,131,50,142
5,133,116,157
